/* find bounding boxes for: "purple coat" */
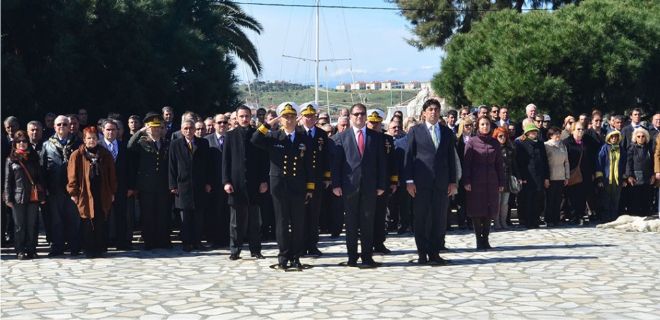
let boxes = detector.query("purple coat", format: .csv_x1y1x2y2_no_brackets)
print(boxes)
463,135,505,218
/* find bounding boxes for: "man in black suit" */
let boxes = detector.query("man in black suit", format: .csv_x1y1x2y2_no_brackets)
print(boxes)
100,119,133,250
204,113,230,247
365,109,398,254
404,99,457,265
251,102,315,270
222,105,269,260
331,103,387,268
127,114,172,250
298,102,331,256
169,120,212,252
162,106,178,140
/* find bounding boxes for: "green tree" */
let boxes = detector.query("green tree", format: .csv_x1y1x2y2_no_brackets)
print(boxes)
394,0,578,49
433,0,660,119
2,0,262,122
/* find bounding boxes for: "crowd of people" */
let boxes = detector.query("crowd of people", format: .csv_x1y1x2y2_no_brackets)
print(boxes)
2,101,659,270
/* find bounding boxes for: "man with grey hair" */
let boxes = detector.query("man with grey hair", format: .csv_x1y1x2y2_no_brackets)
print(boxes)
171,111,198,141
42,115,82,256
2,116,20,246
26,121,44,153
335,116,349,133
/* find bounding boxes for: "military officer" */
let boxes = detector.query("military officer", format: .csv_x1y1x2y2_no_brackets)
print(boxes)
127,114,172,249
251,102,315,271
298,101,331,256
366,109,398,254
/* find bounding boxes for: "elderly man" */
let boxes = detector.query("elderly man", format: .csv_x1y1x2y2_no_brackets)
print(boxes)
42,115,82,256
335,116,349,134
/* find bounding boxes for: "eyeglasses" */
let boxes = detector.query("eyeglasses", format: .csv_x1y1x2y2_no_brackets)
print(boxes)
15,140,28,144
534,120,543,123
496,135,505,139
55,123,69,127
352,112,366,117
464,124,473,127
216,121,228,124
636,135,646,139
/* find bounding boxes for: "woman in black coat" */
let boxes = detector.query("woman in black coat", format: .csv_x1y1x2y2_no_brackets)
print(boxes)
563,122,598,225
3,131,46,259
515,124,549,228
625,128,654,216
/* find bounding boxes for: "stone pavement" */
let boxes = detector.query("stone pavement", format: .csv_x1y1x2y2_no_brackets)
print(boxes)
2,227,659,319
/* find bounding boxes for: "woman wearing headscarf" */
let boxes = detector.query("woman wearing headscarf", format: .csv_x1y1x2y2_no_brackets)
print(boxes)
67,126,117,258
595,130,626,222
4,131,46,259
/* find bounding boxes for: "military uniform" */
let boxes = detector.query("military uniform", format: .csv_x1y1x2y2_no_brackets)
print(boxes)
298,102,332,255
367,109,399,253
251,102,316,270
127,116,171,249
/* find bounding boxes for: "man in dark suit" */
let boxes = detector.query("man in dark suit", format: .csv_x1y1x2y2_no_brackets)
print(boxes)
100,119,133,250
404,99,457,265
127,114,172,250
204,113,230,247
365,109,398,254
298,102,331,256
251,102,315,270
222,105,269,260
331,103,387,268
162,106,179,140
169,119,212,252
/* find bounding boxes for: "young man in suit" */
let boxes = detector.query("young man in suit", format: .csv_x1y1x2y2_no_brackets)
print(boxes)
404,99,457,265
222,106,269,260
204,113,230,247
251,102,315,270
168,119,212,252
331,103,387,268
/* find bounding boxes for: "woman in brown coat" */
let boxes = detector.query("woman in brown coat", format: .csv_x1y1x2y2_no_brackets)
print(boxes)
463,117,504,250
67,126,116,258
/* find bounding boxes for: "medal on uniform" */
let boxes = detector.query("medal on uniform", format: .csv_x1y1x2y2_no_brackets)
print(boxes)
385,139,391,154
298,143,306,157
318,137,324,151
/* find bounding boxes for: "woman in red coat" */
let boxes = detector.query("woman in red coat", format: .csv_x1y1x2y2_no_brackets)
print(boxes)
463,116,504,250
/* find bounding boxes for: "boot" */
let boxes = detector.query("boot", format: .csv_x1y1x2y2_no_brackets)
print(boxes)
473,219,484,250
482,220,492,250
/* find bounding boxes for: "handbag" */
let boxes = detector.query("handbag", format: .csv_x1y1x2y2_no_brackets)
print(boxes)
567,146,583,186
18,160,44,203
510,176,522,194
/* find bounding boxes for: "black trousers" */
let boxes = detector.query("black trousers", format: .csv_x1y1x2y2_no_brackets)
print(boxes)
2,202,14,244
49,192,81,254
181,208,204,246
566,182,588,222
629,184,653,216
11,203,39,254
545,180,564,224
373,190,390,248
271,179,305,262
329,192,345,236
259,193,275,239
82,215,107,256
139,190,171,249
520,185,544,227
343,189,376,261
387,187,401,229
110,192,131,247
206,191,230,246
304,184,324,250
413,186,448,257
229,204,261,255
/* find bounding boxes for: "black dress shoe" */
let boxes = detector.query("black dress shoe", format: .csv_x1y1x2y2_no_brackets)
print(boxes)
291,258,303,270
346,258,358,267
48,251,64,257
307,248,323,256
229,253,240,260
428,254,448,266
361,259,381,268
251,252,265,259
373,245,391,254
418,255,428,265
438,246,450,252
182,245,193,252
16,252,26,260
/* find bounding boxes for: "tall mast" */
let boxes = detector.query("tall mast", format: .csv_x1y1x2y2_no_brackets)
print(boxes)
315,0,320,104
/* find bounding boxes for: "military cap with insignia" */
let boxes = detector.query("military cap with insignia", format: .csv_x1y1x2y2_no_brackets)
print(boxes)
277,101,299,117
143,114,164,128
299,101,319,116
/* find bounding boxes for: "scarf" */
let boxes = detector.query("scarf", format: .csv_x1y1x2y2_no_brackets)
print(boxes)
83,146,101,180
608,143,620,185
13,148,29,161
48,135,78,161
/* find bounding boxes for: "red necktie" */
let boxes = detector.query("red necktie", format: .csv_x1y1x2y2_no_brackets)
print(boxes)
357,129,365,157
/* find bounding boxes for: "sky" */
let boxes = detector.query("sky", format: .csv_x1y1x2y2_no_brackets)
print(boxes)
234,0,444,86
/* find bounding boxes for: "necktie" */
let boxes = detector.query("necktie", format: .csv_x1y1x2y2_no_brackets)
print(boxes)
109,143,117,160
357,129,365,156
219,135,224,148
308,129,313,137
187,140,193,152
287,134,293,143
431,125,439,149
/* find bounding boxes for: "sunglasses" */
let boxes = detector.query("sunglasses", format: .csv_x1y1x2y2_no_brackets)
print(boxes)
496,135,505,138
16,140,28,144
55,123,69,127
216,121,228,124
352,112,366,117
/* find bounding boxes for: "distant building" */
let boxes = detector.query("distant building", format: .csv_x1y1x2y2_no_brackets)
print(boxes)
350,82,366,90
381,81,401,90
421,82,432,90
404,81,421,90
335,83,351,91
366,81,381,90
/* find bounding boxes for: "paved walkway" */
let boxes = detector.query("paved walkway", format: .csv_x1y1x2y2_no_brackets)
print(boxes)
2,227,659,319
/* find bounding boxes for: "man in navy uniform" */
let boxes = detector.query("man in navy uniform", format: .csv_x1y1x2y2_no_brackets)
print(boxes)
331,103,387,268
404,99,457,265
365,109,398,254
252,102,316,270
298,102,332,256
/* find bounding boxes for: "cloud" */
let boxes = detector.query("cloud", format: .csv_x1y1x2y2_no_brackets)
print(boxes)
384,67,399,73
419,65,435,70
331,68,367,77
